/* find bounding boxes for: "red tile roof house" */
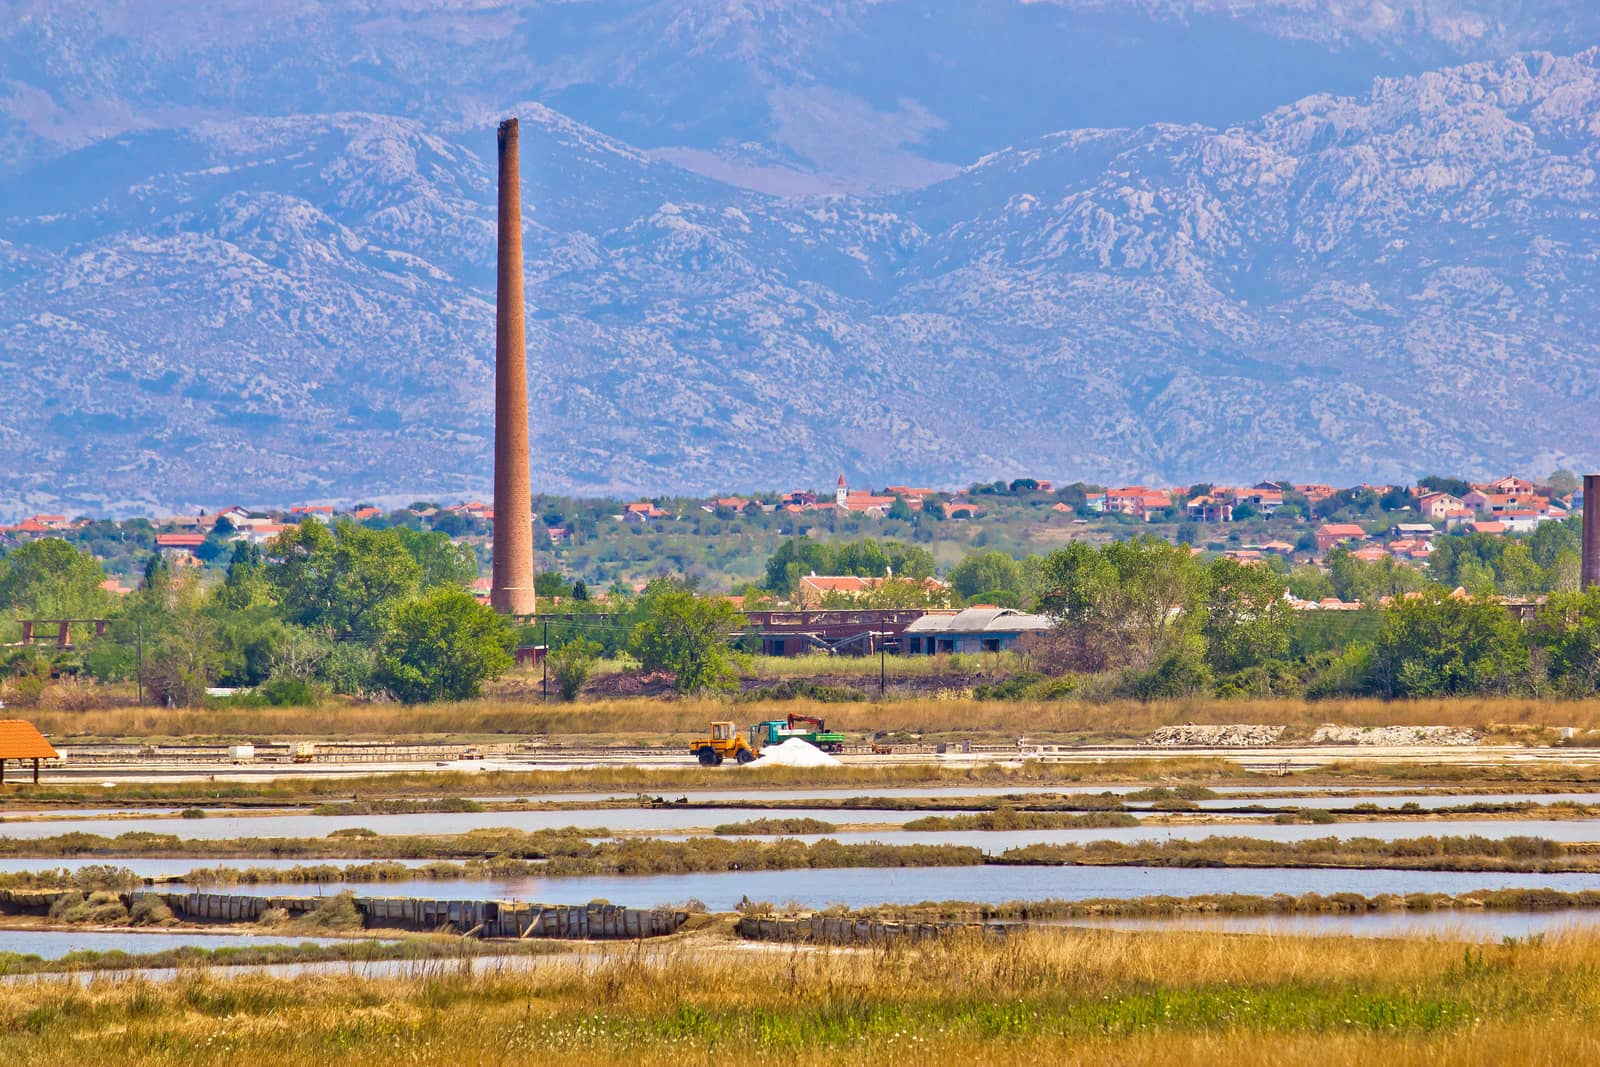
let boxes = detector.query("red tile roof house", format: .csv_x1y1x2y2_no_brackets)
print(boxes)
1186,495,1233,523
154,532,207,557
622,502,669,523
5,518,51,537
237,523,289,545
1462,489,1548,515
839,491,901,514
1474,476,1536,495
1104,487,1174,522
1499,509,1552,534
1417,492,1463,520
1387,538,1433,561
1315,523,1369,553
1220,486,1284,513
945,502,983,519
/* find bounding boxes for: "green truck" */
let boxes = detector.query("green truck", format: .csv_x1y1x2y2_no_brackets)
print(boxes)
749,714,847,754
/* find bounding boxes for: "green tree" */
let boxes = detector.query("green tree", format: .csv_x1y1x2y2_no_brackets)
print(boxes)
1327,547,1423,603
547,637,602,700
0,538,109,619
948,551,1024,603
1494,541,1542,596
395,528,479,590
266,521,421,637
1202,559,1292,675
1529,589,1600,695
629,588,744,694
763,537,834,594
1284,564,1335,602
1548,469,1580,496
534,571,575,598
86,569,223,706
1419,474,1471,498
1371,589,1532,697
375,587,515,704
1035,538,1205,671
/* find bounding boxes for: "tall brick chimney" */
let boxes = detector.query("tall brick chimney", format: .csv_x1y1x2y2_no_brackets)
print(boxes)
1584,474,1600,592
491,118,536,615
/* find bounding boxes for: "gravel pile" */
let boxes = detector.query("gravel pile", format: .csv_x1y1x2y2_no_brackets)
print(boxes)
1309,725,1480,746
1143,724,1285,747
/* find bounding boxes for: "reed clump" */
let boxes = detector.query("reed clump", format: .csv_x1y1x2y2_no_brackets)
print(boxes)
0,831,987,876
1002,833,1578,872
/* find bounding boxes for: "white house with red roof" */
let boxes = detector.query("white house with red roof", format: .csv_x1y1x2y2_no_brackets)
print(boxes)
1417,492,1462,521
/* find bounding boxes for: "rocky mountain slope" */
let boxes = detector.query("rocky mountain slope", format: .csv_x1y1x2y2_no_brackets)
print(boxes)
2,40,1599,514
6,1,1598,192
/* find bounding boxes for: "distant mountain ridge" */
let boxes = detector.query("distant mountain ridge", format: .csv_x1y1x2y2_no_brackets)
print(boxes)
1,20,1599,514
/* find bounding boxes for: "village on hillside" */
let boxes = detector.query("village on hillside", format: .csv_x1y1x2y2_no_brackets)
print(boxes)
1,473,1580,615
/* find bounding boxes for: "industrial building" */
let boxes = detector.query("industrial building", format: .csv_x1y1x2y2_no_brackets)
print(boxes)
904,608,1053,654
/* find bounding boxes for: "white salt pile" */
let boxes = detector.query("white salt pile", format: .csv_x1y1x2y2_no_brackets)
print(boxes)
746,737,841,768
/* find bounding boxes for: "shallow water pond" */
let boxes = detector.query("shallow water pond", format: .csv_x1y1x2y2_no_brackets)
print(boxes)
197,865,1600,912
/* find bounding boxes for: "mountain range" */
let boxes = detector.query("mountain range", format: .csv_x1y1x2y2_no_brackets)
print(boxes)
1,2,1598,515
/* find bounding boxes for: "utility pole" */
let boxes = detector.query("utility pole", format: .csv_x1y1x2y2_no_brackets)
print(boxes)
542,617,549,702
871,631,886,696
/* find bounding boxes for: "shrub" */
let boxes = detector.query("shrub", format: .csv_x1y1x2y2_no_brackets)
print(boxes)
1125,648,1212,700
128,897,174,926
972,672,1045,701
290,892,364,932
49,891,129,925
258,675,321,707
738,679,867,703
547,638,602,701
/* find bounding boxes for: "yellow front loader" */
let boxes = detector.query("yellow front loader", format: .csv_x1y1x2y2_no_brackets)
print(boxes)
689,721,758,766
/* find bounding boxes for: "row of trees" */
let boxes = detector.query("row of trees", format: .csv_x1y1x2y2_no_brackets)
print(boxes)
1034,537,1600,698
2,524,512,705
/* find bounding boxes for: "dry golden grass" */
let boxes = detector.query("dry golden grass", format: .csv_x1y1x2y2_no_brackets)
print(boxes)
2,927,1598,1065
25,694,1600,744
